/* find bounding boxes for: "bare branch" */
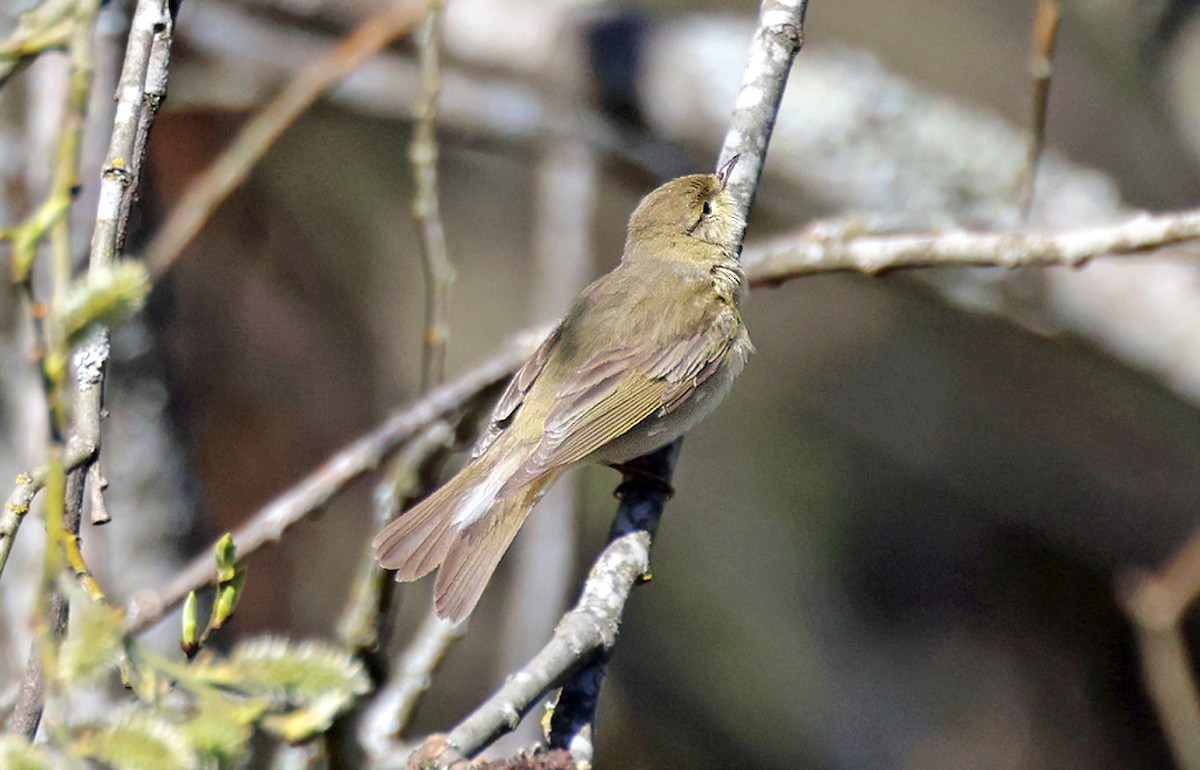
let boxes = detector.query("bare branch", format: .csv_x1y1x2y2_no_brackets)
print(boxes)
411,0,454,392
742,208,1200,280
1119,526,1200,770
11,208,1195,592
444,519,657,758
122,329,544,635
1015,0,1061,218
0,437,94,586
360,612,465,759
143,0,425,279
0,0,175,588
718,0,810,239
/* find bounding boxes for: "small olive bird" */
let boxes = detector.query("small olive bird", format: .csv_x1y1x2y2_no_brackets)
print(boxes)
373,157,752,622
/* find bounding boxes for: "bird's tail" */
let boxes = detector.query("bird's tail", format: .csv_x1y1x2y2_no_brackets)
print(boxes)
372,453,560,623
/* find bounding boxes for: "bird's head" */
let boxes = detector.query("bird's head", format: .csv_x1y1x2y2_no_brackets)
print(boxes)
626,155,744,252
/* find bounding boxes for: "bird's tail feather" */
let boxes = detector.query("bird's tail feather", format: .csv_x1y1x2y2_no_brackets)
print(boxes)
372,453,561,623
434,471,560,623
373,457,501,582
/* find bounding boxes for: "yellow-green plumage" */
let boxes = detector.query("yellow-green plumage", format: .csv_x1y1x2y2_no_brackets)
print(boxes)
373,166,752,623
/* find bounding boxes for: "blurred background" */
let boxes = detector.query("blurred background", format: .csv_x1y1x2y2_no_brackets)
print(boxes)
4,0,1200,767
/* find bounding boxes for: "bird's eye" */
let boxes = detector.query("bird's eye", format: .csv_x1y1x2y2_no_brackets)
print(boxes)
701,200,713,217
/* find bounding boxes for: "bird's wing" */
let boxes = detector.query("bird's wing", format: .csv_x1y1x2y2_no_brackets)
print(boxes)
472,324,563,457
511,302,744,482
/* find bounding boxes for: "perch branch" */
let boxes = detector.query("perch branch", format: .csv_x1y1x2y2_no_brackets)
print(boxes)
494,134,598,754
541,2,809,760
401,444,678,764
717,0,810,246
444,532,649,755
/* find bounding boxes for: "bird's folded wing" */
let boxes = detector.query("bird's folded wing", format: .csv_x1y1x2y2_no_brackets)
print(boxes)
522,305,743,476
473,324,563,457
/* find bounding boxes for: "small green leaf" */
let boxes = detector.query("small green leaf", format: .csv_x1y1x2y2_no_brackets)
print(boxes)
120,655,163,703
180,691,266,763
0,735,72,770
59,260,149,343
226,637,370,708
8,195,70,282
214,533,237,583
76,712,197,770
210,569,246,630
180,591,199,657
260,692,353,744
57,584,124,684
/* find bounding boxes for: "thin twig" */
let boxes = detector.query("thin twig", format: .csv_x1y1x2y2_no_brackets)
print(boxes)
360,611,465,759
0,0,108,580
338,422,454,653
12,0,181,727
7,0,102,737
1118,524,1200,770
7,457,72,738
142,0,424,279
52,0,176,576
0,436,95,581
742,208,1200,280
349,5,457,739
411,0,454,392
122,330,544,635
0,0,75,87
1016,0,1061,218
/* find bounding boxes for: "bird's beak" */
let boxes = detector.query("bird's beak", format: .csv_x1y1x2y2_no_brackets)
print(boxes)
716,153,741,190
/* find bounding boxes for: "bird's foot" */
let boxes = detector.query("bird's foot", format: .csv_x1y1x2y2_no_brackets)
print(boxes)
610,462,675,499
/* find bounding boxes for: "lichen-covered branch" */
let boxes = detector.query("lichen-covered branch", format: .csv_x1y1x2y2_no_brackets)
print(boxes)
718,0,810,242
742,208,1200,280
446,529,652,754
0,436,94,580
